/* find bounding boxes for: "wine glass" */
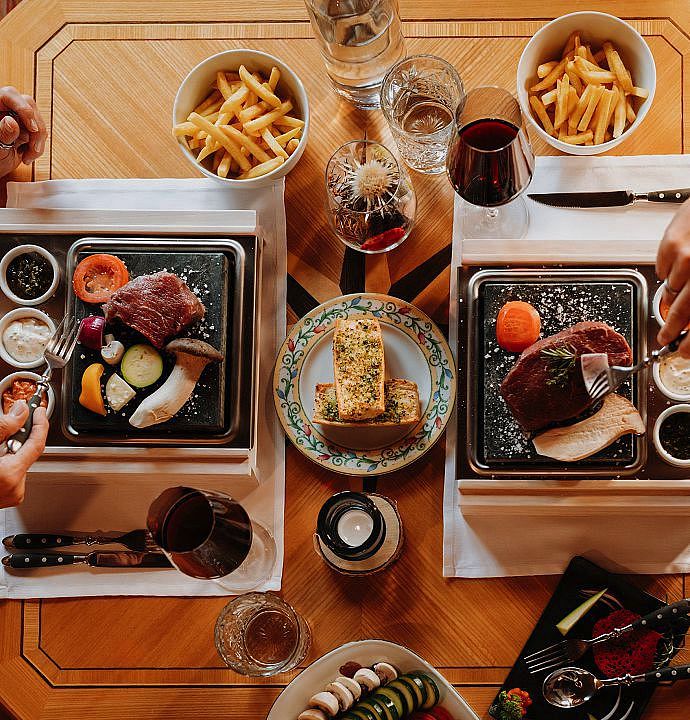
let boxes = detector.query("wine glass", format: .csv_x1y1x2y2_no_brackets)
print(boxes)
446,86,535,239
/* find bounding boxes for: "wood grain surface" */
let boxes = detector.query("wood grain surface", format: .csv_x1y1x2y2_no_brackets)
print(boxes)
0,1,688,718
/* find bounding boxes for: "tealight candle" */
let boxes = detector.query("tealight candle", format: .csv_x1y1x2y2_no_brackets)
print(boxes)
337,508,374,547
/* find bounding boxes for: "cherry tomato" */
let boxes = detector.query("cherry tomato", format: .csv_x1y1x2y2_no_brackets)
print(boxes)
429,708,455,720
73,254,129,304
496,300,541,353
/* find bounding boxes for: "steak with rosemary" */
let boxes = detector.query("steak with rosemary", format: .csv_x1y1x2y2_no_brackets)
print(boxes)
500,321,632,433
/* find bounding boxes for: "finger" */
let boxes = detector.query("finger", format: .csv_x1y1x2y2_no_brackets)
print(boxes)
15,406,49,465
658,283,690,345
20,95,46,163
677,334,690,359
0,86,38,134
664,256,690,307
0,401,29,440
0,115,20,146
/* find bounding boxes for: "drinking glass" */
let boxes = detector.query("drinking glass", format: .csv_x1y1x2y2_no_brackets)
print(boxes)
446,86,535,239
215,592,311,676
325,139,415,253
146,486,276,593
381,54,465,174
303,0,406,109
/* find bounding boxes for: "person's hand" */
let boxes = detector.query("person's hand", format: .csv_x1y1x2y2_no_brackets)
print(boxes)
0,86,47,178
0,401,49,508
656,198,690,357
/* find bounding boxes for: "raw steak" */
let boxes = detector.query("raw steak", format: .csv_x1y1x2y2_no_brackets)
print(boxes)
103,271,205,348
500,321,632,433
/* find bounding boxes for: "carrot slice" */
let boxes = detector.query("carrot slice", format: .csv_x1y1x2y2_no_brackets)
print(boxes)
496,301,541,353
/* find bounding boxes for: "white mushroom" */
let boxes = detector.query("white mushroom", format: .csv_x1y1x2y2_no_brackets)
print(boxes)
354,667,381,692
100,334,125,365
373,662,398,685
308,692,339,717
129,338,223,428
298,711,327,720
325,681,354,711
335,675,362,702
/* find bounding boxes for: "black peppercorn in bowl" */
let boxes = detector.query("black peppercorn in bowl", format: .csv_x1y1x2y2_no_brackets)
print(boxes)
0,244,60,306
653,404,690,468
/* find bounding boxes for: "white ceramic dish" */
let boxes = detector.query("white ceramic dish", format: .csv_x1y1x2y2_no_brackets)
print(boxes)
173,48,309,188
517,11,656,155
267,639,480,720
652,283,665,327
652,353,690,402
0,371,55,419
0,243,60,306
653,404,690,467
0,307,55,369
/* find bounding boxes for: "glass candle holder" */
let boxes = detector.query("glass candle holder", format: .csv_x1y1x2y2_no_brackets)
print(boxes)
325,139,416,253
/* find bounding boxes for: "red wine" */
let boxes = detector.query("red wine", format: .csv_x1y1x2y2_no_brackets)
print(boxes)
446,118,533,207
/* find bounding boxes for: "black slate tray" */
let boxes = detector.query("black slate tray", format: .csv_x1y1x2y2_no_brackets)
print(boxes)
489,556,689,720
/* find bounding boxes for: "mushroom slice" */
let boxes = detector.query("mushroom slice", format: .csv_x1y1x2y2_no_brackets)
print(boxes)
308,692,339,717
298,711,327,720
129,338,223,428
354,667,381,692
335,675,362,701
373,662,398,685
325,681,354,711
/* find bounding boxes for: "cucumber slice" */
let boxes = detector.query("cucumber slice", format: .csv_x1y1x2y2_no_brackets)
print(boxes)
410,673,440,710
387,680,415,714
120,344,163,388
371,691,400,720
357,699,386,720
397,675,424,709
374,687,404,718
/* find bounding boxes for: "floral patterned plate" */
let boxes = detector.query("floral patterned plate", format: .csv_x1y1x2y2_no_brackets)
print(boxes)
273,294,456,476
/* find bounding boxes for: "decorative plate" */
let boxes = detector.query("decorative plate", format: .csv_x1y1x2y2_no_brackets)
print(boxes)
273,293,456,476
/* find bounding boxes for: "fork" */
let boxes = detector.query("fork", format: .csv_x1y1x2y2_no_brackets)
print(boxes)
5,315,79,454
524,598,690,674
587,330,689,404
2,529,158,552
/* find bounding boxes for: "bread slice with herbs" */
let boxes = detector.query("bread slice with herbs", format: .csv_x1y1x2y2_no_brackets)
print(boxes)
313,379,420,427
332,316,386,420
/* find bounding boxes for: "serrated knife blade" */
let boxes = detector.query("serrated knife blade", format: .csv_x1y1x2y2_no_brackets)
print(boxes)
528,191,634,208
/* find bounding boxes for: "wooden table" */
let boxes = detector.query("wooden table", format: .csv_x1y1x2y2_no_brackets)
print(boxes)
0,1,688,718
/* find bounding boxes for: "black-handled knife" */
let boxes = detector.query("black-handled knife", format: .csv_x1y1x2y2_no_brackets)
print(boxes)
1,551,171,569
528,188,690,209
3,529,153,552
6,377,49,454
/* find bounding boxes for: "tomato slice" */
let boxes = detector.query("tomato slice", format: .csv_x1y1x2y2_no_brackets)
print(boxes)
429,709,455,720
73,254,129,304
496,300,541,353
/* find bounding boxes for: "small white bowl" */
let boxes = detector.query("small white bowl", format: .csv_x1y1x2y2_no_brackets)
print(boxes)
0,244,60,306
0,371,55,420
173,49,310,188
517,12,656,155
0,308,56,369
653,284,666,327
653,404,690,467
653,353,690,402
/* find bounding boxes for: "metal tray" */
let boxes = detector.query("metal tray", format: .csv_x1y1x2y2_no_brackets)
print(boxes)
460,267,648,478
0,233,258,450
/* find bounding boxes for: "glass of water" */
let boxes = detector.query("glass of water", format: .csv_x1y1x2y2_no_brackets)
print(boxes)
381,54,465,174
304,0,406,109
215,592,311,677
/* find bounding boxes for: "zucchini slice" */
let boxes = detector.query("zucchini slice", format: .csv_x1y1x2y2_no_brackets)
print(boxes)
357,698,387,720
411,672,441,710
370,691,400,720
349,709,376,720
387,679,415,714
374,687,405,718
397,675,425,709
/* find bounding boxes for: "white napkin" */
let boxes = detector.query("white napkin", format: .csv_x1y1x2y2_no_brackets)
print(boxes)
0,178,286,597
444,154,690,578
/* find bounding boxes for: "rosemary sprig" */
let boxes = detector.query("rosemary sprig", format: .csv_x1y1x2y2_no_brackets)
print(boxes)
541,344,577,387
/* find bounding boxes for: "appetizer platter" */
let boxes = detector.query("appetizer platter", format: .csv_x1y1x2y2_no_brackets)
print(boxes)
490,556,689,720
274,294,455,476
267,639,479,720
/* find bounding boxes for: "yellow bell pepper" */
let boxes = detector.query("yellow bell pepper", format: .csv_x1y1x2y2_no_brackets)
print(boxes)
79,363,106,416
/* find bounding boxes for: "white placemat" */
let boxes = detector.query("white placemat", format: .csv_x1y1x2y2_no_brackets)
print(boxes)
0,178,286,597
444,154,690,578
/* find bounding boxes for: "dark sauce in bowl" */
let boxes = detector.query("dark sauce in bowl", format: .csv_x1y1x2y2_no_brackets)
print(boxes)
6,252,54,300
659,411,690,460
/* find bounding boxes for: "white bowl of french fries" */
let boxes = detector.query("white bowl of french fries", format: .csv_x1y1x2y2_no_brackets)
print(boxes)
517,12,655,154
173,49,309,185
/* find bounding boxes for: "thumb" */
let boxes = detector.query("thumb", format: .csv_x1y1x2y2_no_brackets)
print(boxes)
0,401,29,439
0,115,20,146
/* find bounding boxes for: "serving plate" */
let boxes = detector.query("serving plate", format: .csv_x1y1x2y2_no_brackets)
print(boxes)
273,294,456,476
267,639,480,720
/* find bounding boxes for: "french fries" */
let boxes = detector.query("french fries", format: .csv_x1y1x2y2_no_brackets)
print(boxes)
174,64,303,180
526,32,648,146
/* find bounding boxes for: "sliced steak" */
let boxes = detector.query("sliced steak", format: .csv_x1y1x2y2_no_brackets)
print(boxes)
103,271,205,348
500,321,632,433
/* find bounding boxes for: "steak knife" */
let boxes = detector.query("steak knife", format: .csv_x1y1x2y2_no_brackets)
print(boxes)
528,187,690,208
3,529,154,552
1,550,171,569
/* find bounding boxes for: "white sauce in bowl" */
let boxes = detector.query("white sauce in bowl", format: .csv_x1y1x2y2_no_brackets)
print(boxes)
2,318,51,363
659,352,690,397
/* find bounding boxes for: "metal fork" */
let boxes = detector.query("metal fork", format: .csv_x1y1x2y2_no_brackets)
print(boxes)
588,330,689,404
524,598,690,674
5,315,79,454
